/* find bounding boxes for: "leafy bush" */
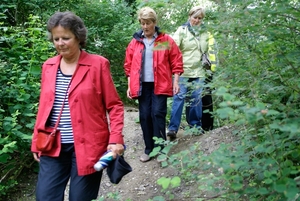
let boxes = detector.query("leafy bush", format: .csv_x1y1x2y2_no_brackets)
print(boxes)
154,0,300,200
0,14,55,197
75,0,137,104
210,1,300,199
1,0,299,200
0,0,137,197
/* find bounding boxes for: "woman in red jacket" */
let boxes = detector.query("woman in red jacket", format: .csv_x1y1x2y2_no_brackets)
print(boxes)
31,11,125,201
124,7,183,162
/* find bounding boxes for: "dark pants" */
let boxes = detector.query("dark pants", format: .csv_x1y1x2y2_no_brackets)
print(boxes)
138,82,167,155
36,144,102,201
201,76,214,131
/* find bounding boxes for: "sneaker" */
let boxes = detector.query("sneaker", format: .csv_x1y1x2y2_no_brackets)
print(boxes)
167,130,177,137
139,153,151,162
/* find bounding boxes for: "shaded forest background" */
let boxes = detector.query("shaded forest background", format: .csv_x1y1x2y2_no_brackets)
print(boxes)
0,0,299,200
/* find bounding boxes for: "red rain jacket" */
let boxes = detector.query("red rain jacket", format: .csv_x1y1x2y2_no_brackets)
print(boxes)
124,28,183,98
31,50,124,176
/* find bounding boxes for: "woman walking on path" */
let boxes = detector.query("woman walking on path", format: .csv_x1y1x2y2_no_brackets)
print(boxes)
31,11,125,201
167,6,218,139
124,7,183,162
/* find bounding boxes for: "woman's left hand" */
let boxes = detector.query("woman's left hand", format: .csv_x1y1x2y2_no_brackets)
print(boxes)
173,83,180,94
173,74,180,94
107,144,125,159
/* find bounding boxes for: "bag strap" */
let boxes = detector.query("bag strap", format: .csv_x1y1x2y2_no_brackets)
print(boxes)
53,67,78,132
182,23,206,55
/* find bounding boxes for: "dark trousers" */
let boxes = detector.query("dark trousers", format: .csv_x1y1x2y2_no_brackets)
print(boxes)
36,144,102,201
138,82,167,155
202,93,213,131
201,76,214,131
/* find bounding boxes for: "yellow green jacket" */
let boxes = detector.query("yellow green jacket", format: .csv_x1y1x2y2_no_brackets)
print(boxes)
172,22,217,78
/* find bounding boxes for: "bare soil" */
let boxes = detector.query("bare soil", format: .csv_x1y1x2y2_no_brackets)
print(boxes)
9,106,234,201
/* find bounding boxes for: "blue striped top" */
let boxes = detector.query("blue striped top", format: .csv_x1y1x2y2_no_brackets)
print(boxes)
49,68,74,143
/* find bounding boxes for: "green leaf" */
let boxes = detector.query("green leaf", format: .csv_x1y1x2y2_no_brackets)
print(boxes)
258,187,269,195
264,178,273,184
0,153,10,163
274,181,286,193
170,176,181,188
231,182,243,191
263,170,272,178
157,154,167,162
157,177,171,189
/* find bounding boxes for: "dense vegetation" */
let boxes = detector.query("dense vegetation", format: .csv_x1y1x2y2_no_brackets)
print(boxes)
0,0,299,200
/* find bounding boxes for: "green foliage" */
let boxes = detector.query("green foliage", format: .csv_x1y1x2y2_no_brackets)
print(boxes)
154,0,300,200
1,0,299,200
136,0,198,33
209,0,300,198
95,192,133,201
149,0,300,200
0,0,137,198
0,0,85,26
157,176,181,189
156,176,181,200
1,0,137,104
0,13,55,197
75,0,137,104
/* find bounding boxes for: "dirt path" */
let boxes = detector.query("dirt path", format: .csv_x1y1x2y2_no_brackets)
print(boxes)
97,107,233,201
12,106,233,201
98,107,169,200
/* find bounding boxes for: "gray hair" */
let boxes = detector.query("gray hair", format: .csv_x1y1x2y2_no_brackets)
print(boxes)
47,11,87,48
188,6,205,19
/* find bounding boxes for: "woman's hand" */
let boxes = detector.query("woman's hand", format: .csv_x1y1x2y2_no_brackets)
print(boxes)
173,83,180,94
107,144,125,159
173,74,180,94
33,152,40,162
126,77,132,99
126,88,132,99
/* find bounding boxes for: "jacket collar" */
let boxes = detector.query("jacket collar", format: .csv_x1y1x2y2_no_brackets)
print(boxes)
46,50,91,66
44,50,91,95
133,26,162,41
182,21,206,36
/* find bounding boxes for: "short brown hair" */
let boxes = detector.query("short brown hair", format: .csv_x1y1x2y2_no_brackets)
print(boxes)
47,11,87,48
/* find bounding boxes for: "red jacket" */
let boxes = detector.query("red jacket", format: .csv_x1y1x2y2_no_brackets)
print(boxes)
124,28,183,98
31,50,124,176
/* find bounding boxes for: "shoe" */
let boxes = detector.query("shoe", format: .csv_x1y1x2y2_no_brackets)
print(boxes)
167,130,177,138
139,153,151,162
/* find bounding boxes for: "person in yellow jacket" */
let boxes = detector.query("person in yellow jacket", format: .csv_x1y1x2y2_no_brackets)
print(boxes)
167,6,218,138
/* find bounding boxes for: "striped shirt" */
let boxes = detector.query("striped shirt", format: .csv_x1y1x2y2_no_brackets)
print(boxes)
48,68,74,143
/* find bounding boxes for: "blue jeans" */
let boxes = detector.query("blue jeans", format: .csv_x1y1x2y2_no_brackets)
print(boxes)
138,82,167,155
168,77,205,132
